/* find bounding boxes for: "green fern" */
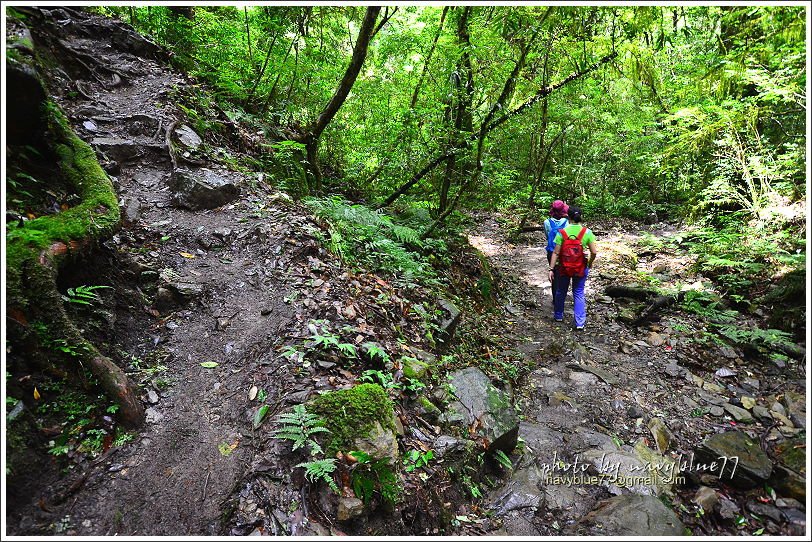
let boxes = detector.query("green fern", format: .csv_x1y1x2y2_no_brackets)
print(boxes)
272,405,330,455
296,458,339,493
303,196,437,287
62,285,112,306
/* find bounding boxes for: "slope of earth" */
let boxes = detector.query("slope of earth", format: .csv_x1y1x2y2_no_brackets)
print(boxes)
466,213,806,537
5,8,455,536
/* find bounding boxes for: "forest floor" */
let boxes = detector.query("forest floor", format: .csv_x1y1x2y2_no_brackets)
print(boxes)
5,7,806,538
465,214,806,536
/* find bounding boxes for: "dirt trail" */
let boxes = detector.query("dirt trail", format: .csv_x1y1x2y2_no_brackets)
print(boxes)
9,9,323,535
466,214,806,536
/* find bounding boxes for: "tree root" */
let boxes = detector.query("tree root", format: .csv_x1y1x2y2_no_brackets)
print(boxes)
7,99,144,428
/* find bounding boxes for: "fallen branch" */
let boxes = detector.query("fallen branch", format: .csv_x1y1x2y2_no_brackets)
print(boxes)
632,292,685,326
604,285,658,301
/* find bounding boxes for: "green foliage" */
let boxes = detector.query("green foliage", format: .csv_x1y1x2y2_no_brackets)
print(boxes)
349,450,402,505
272,404,330,456
359,369,398,391
295,458,339,493
309,384,396,455
492,449,513,471
404,449,434,473
305,196,438,288
62,284,112,306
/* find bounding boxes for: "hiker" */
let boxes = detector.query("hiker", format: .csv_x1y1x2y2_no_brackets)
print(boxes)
544,200,569,306
548,206,597,330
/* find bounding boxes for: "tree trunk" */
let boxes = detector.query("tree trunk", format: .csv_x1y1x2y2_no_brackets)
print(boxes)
411,7,448,109
292,6,381,192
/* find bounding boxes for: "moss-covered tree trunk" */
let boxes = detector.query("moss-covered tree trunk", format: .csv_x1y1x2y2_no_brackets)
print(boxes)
6,52,144,427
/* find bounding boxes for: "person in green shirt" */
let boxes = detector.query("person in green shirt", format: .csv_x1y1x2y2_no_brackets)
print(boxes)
547,206,597,330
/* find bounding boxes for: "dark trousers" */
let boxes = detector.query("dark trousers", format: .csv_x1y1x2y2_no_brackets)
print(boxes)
546,251,558,306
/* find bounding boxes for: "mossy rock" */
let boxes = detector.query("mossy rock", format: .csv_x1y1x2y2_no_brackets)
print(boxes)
310,384,398,460
401,356,430,381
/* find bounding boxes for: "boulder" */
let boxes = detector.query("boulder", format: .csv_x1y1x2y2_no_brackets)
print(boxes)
170,168,240,210
309,384,399,463
694,431,772,488
91,136,163,164
572,494,687,536
488,463,544,515
445,367,519,453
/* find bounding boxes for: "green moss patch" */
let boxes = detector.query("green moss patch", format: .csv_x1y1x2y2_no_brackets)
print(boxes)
6,101,120,310
309,383,396,455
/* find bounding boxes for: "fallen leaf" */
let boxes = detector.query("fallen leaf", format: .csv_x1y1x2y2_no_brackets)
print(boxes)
253,404,270,429
248,385,258,401
33,387,41,400
218,440,239,456
200,361,219,368
179,252,196,259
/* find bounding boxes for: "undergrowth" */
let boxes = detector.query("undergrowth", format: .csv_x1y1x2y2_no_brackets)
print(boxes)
304,196,445,289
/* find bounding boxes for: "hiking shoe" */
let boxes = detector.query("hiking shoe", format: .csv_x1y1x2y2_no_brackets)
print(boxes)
574,326,585,331
554,317,563,322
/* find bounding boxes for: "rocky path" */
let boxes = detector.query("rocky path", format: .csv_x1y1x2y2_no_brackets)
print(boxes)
467,214,806,536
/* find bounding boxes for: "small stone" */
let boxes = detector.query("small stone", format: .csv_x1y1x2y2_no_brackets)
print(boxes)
147,389,159,404
771,411,794,428
646,332,665,347
663,362,683,377
709,405,725,417
260,308,272,316
703,381,725,394
145,407,164,424
717,497,739,520
745,501,782,523
336,497,364,521
771,402,787,416
683,396,700,410
775,498,803,509
174,124,203,148
693,486,718,513
647,418,673,454
752,405,771,421
740,396,756,410
723,403,754,423
627,405,645,419
742,377,760,391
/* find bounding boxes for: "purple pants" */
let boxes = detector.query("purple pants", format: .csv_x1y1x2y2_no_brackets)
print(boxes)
554,267,589,327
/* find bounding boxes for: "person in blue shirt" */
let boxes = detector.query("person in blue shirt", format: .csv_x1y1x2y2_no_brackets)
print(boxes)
544,200,569,307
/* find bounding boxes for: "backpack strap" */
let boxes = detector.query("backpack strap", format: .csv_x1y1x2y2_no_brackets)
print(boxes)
576,226,587,241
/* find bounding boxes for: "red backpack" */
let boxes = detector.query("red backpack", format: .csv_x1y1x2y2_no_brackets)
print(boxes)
558,226,588,277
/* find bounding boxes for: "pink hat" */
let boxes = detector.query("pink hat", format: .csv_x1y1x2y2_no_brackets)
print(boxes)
551,200,569,219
